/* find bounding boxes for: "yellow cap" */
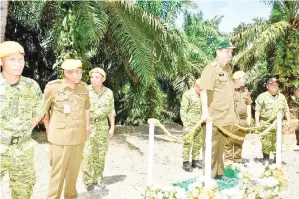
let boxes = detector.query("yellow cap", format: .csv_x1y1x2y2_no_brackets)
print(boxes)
233,71,245,80
89,67,106,80
0,41,25,58
61,59,82,70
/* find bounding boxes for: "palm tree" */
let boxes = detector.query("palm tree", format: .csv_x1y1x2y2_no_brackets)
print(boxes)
0,0,8,42
230,0,299,98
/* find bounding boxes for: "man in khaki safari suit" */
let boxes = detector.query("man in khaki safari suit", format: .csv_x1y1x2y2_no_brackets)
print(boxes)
200,40,238,179
224,71,252,163
43,59,91,199
0,41,44,199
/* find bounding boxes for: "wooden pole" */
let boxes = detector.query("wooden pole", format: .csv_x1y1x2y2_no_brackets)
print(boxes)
276,114,282,167
204,120,213,186
147,121,155,185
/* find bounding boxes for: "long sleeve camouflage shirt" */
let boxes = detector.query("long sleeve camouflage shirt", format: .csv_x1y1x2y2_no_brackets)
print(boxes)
89,85,115,127
255,91,289,120
180,88,202,127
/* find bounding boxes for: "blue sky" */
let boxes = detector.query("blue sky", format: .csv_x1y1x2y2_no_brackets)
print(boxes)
177,0,272,33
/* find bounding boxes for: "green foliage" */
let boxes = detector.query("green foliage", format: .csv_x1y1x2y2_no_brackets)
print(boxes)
230,1,299,101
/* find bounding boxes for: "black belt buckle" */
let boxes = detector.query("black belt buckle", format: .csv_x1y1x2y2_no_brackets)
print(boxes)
10,136,20,145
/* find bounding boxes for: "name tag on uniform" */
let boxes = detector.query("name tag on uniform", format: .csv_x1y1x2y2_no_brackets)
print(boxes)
64,104,71,113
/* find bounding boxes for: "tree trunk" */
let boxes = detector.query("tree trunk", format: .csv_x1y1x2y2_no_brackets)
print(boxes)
0,0,9,42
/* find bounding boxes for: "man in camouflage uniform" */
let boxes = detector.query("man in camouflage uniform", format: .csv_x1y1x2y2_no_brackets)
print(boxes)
224,71,252,163
81,67,115,191
180,78,202,172
255,78,291,160
0,41,44,199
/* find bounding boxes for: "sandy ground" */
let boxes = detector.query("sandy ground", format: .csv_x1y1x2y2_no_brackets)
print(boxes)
1,125,299,199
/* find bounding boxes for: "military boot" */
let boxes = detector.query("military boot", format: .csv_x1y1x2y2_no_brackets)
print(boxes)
86,184,95,192
191,160,202,169
182,161,193,172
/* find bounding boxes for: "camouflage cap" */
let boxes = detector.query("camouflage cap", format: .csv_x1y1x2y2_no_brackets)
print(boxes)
266,78,279,85
61,59,82,70
217,40,236,49
233,71,245,80
89,67,106,80
0,41,25,58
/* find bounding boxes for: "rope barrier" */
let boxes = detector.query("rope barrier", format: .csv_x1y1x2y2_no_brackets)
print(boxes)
147,115,297,141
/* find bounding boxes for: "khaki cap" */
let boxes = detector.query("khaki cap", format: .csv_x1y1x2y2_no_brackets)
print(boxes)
0,41,25,58
89,67,106,80
61,59,82,70
266,78,278,85
233,71,245,80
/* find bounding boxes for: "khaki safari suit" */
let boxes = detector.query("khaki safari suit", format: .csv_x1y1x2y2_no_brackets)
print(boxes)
200,61,238,178
44,79,90,199
224,86,252,162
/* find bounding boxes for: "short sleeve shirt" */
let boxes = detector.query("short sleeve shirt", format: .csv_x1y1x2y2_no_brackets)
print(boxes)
200,61,237,126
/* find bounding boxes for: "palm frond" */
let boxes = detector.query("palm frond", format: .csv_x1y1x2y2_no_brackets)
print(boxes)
74,1,108,43
108,1,188,85
232,21,290,70
229,18,268,50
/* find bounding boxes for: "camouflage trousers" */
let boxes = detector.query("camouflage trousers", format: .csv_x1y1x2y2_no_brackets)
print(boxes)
182,126,202,162
261,128,277,155
260,120,281,155
81,125,109,185
0,147,35,199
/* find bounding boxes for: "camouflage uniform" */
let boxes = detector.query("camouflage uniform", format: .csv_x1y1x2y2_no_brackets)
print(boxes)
0,74,44,199
255,91,289,154
180,88,202,162
81,85,115,185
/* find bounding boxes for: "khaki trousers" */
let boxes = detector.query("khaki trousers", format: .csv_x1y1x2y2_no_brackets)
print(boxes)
47,143,84,199
224,119,247,162
202,124,230,178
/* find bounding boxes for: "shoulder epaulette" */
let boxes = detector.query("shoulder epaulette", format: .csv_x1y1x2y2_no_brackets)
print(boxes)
47,79,62,85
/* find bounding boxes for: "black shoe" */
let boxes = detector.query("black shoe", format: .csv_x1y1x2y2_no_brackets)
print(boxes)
86,183,95,192
262,152,270,160
191,160,202,169
182,161,193,172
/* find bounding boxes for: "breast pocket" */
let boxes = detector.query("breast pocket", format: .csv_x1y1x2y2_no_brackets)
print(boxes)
76,94,87,107
54,95,68,111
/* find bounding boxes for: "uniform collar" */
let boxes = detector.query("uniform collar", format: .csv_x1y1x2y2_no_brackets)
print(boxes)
266,91,279,98
0,73,23,86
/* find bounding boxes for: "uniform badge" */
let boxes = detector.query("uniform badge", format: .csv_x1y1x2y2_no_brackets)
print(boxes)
58,88,65,96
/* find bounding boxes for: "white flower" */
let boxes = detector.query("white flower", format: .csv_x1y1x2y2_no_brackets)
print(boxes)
198,193,210,199
259,177,279,187
190,188,200,196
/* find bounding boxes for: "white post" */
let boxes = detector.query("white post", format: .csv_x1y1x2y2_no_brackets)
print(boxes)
147,121,155,185
276,114,282,167
204,120,213,186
